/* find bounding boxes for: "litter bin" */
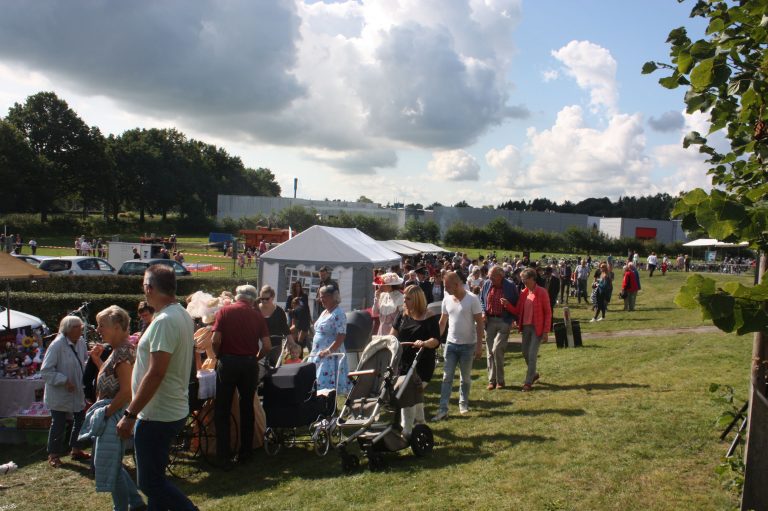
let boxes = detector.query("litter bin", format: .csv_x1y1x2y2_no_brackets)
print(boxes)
553,320,582,348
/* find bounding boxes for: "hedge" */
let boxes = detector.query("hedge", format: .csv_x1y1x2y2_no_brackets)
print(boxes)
8,275,251,297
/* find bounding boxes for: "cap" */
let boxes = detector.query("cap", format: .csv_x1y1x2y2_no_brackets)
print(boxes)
319,265,332,272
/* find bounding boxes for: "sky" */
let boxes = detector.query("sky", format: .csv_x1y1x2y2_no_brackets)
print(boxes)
0,0,713,208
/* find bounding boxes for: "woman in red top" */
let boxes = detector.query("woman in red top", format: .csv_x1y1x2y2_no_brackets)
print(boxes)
501,268,552,392
621,264,639,311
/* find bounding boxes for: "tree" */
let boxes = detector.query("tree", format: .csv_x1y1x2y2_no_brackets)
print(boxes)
399,218,440,243
6,91,92,221
644,3,768,508
357,195,374,203
0,120,38,213
425,201,443,210
453,200,470,208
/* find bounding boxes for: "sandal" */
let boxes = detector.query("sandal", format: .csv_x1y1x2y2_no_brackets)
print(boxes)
48,456,62,468
71,451,91,462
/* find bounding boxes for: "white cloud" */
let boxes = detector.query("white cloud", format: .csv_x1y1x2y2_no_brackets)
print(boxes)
428,150,481,181
648,110,685,132
551,40,618,114
542,69,559,82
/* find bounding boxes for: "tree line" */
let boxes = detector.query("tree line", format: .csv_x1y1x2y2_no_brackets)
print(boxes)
497,194,677,220
0,91,280,222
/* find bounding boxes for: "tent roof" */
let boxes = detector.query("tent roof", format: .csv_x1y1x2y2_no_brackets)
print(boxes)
393,239,447,253
0,253,50,280
377,240,420,256
260,225,401,266
682,238,749,248
0,308,46,330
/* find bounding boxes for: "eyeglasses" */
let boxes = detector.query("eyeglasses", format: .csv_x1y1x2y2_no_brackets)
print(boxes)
259,296,272,302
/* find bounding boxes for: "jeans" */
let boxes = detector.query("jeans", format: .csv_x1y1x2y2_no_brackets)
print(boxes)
624,291,637,311
438,343,475,413
215,355,258,462
560,280,570,303
135,418,197,511
47,409,85,456
521,325,543,385
112,467,145,511
485,317,510,385
577,279,589,303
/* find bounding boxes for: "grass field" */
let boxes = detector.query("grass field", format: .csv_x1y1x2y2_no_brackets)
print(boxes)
0,271,753,510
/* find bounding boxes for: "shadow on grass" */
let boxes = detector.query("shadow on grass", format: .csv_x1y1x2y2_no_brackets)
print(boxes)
536,382,650,391
513,408,587,417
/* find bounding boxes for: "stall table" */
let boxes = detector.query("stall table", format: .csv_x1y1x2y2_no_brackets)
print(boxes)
0,378,45,417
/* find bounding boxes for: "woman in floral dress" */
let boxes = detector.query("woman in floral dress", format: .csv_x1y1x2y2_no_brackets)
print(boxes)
308,284,350,394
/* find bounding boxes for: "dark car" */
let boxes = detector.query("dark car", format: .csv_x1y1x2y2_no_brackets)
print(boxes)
117,258,191,276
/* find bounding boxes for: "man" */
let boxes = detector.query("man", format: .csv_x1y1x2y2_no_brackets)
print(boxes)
315,265,338,316
132,247,140,259
574,259,590,304
415,266,434,303
543,266,560,314
558,260,571,304
647,252,658,277
116,265,197,511
28,238,37,255
211,285,271,469
479,266,519,390
433,271,484,421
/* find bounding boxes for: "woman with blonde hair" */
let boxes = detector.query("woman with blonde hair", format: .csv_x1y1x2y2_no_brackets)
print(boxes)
390,285,440,437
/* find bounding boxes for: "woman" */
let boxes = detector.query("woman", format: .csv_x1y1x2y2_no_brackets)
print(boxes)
286,281,311,352
590,269,610,322
372,272,404,335
501,268,552,392
622,264,640,311
82,306,145,511
40,316,90,467
308,284,351,394
431,269,446,302
390,285,440,438
259,285,295,365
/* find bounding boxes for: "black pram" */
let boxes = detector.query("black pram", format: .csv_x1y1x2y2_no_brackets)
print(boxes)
262,361,338,456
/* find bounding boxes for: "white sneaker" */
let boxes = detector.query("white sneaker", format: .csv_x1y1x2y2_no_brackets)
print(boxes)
590,318,596,323
459,404,470,415
431,410,448,422
597,317,604,321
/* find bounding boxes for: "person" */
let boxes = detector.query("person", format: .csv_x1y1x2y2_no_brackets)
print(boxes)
259,285,294,365
116,265,197,511
286,281,311,352
390,285,440,438
684,254,691,272
308,284,351,394
591,270,610,322
431,270,445,302
621,264,640,311
314,265,338,317
559,260,572,304
574,259,590,304
661,255,669,276
543,266,560,314
479,265,519,390
466,268,483,290
501,268,551,392
433,271,484,421
258,239,267,256
647,252,658,277
136,301,155,336
82,306,145,511
28,238,37,255
211,285,271,469
40,316,91,468
132,247,140,259
372,272,404,335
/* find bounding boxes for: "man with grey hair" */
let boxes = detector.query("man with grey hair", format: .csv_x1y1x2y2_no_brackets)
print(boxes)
211,283,271,469
116,265,197,510
479,265,519,390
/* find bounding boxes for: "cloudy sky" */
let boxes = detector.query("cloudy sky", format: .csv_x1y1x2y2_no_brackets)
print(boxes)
0,0,712,207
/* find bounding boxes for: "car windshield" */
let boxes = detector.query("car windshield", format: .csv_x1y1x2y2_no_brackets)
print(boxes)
41,260,72,271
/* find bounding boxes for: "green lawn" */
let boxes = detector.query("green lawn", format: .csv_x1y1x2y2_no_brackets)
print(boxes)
0,261,753,510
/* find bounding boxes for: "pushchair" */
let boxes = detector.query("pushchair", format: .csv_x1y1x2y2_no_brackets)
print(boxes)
335,335,434,472
261,355,342,456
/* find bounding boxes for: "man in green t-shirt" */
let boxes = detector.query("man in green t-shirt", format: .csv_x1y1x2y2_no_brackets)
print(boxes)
117,265,197,510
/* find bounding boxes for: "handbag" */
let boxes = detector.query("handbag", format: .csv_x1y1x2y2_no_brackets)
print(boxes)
618,289,627,299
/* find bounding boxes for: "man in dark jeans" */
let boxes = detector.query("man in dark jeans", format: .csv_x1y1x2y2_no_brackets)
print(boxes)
574,259,590,304
211,284,271,469
117,264,197,510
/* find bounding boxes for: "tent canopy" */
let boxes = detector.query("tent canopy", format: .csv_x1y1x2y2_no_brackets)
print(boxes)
0,308,45,330
0,252,50,280
682,238,749,248
377,240,420,256
392,239,447,253
261,225,401,266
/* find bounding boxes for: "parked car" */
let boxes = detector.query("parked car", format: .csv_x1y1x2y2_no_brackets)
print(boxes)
11,254,51,267
117,258,191,277
39,256,117,276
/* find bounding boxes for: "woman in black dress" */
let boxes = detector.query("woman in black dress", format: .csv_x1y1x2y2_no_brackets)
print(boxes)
258,285,295,365
390,285,440,438
286,280,311,353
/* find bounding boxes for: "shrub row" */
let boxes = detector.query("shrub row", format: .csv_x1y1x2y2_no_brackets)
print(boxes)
9,275,251,297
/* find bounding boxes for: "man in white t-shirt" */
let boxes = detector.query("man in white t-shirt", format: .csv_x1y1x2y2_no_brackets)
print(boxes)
433,271,484,421
647,252,658,277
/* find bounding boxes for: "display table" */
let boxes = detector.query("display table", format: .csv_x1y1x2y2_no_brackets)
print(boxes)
0,378,45,417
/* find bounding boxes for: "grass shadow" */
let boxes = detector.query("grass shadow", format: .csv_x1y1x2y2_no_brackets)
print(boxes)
537,382,650,391
513,408,587,417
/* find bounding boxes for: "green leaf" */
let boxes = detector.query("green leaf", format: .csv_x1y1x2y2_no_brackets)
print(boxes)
683,131,707,148
641,61,658,74
690,40,716,59
659,76,680,89
690,58,715,90
707,17,726,34
677,52,694,73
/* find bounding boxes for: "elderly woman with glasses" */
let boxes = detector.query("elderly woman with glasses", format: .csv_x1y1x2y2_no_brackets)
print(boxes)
40,315,91,467
258,285,295,364
308,284,351,394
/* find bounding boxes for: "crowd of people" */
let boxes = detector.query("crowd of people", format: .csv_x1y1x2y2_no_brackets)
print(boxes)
36,249,659,509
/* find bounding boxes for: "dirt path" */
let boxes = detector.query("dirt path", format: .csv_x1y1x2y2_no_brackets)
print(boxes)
582,325,720,339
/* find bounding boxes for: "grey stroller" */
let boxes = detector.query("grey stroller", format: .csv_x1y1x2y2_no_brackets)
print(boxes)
335,335,434,472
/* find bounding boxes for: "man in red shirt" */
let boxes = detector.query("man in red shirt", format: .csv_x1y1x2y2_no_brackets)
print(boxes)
211,285,271,469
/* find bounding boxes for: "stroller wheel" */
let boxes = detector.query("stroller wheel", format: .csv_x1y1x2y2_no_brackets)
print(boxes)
410,424,434,457
340,453,359,473
313,427,330,457
367,452,386,472
264,428,281,456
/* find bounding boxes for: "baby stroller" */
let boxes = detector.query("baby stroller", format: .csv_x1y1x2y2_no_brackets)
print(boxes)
335,335,434,472
261,356,342,456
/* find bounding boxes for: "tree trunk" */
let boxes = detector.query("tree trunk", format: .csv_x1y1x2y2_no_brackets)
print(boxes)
139,207,145,223
741,253,768,511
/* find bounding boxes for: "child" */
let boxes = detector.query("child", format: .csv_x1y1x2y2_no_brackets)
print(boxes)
290,296,311,354
284,342,303,365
